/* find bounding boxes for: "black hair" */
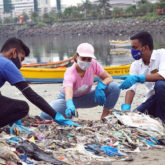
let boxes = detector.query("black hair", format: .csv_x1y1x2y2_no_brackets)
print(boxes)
130,31,154,50
1,37,30,57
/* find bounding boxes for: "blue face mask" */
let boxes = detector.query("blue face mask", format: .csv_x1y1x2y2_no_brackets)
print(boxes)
131,48,142,60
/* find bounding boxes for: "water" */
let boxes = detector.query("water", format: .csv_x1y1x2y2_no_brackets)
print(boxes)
1,32,165,66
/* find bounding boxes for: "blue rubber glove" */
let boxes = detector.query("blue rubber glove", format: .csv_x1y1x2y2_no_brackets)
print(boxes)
15,120,22,125
65,99,76,118
119,75,145,89
54,112,80,126
10,122,33,135
94,81,107,105
121,104,131,111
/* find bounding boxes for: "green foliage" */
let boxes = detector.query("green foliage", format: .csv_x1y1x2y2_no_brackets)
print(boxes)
23,12,29,22
96,0,111,16
63,6,82,19
144,12,161,21
35,22,48,27
31,12,39,22
3,17,14,23
126,5,137,15
13,17,19,23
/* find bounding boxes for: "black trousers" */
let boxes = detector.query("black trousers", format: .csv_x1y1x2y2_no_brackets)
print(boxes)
0,93,29,127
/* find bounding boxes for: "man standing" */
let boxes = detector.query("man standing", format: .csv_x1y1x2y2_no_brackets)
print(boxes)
0,37,78,127
120,31,165,123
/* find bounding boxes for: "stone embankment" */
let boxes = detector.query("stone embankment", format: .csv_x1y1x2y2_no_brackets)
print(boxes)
0,18,165,38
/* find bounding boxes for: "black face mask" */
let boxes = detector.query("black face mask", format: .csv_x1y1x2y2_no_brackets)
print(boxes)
11,54,21,69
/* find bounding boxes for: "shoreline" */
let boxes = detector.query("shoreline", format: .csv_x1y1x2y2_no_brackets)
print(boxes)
0,18,165,38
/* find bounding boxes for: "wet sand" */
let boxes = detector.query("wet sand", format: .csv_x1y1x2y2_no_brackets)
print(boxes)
1,80,165,165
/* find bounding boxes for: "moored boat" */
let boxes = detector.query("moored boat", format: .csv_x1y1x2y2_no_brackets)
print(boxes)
22,57,74,68
109,40,131,48
20,64,130,83
110,48,131,55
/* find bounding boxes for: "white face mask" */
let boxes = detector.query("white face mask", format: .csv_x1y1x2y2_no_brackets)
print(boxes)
77,59,91,70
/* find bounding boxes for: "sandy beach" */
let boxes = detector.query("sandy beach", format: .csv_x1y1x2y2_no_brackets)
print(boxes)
1,80,165,165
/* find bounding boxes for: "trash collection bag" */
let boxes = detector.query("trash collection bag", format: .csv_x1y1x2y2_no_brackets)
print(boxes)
114,112,165,136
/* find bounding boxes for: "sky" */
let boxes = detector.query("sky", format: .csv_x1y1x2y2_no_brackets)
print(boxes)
50,0,84,7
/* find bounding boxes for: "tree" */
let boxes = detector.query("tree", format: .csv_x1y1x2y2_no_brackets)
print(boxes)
3,17,13,23
79,0,92,18
63,6,82,19
23,12,29,22
112,7,123,16
31,12,39,22
96,0,111,16
126,5,137,15
137,1,153,14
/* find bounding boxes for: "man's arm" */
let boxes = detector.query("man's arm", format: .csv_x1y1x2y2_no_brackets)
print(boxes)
125,90,135,105
145,73,164,82
14,81,56,118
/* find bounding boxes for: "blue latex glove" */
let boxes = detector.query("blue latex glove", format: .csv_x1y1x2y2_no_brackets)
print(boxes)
121,104,131,111
54,112,80,126
15,120,22,125
65,99,76,118
119,75,145,89
10,123,33,135
94,81,107,105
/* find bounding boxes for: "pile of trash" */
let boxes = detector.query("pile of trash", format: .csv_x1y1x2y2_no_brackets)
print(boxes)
0,111,165,165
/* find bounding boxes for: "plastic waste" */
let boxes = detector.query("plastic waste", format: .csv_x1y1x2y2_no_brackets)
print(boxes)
16,140,68,164
10,123,34,136
114,111,165,136
85,144,124,156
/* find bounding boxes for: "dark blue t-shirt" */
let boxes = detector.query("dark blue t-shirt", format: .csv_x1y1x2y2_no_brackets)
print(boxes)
0,55,25,88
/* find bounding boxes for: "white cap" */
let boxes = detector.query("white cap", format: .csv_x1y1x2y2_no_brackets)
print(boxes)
76,43,96,59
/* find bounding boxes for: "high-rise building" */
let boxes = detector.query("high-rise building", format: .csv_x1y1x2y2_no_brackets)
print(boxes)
56,0,61,12
37,0,51,15
3,0,13,13
11,0,34,17
0,0,52,19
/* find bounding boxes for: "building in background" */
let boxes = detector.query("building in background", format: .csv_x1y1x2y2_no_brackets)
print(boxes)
37,0,51,15
11,0,34,17
56,0,61,12
0,0,4,19
110,0,159,9
3,0,13,13
0,0,52,19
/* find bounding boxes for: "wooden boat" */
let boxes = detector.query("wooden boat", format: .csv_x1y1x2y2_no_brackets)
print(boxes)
20,64,130,83
22,57,74,68
109,40,131,48
110,48,131,55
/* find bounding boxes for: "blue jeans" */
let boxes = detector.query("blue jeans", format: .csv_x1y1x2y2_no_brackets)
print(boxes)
40,82,120,120
137,80,165,123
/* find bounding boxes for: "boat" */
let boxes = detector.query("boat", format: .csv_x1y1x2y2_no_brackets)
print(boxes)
110,48,131,55
20,64,130,83
22,57,74,68
109,40,131,48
